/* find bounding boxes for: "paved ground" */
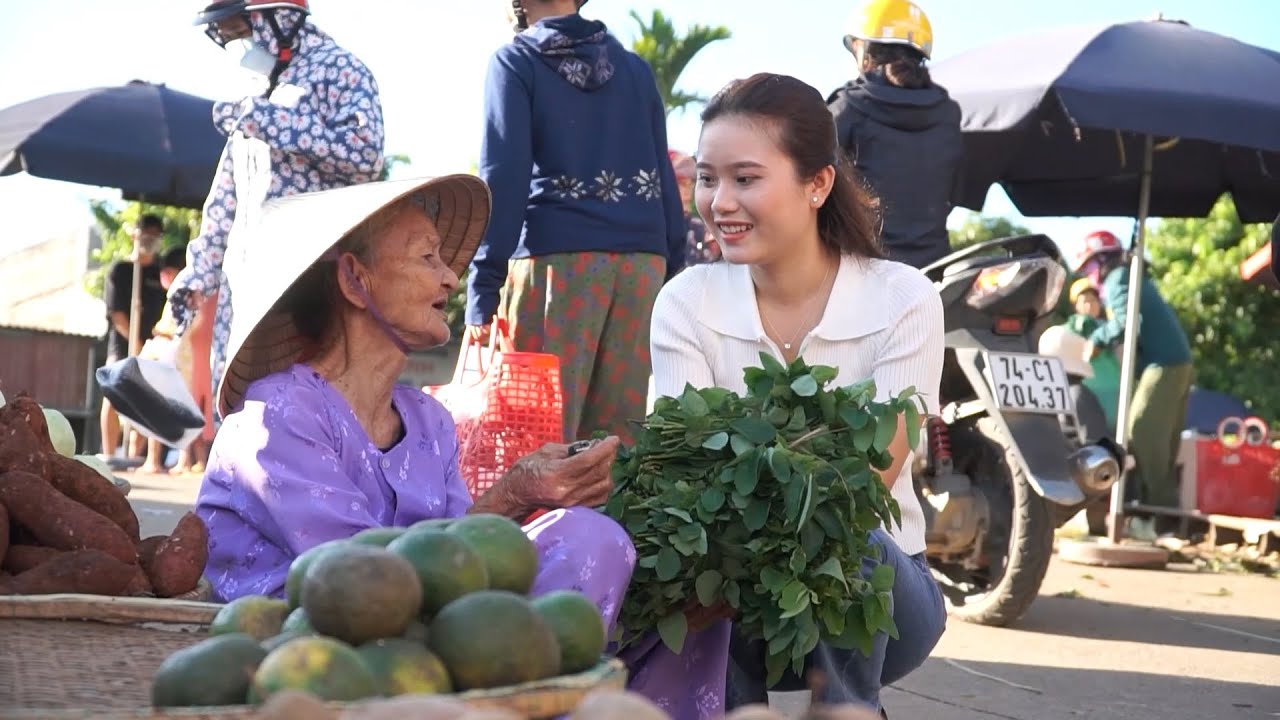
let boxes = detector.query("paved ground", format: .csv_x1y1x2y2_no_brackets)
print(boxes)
123,471,1280,719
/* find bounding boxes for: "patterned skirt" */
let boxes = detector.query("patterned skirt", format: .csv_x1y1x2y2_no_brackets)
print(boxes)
499,252,666,443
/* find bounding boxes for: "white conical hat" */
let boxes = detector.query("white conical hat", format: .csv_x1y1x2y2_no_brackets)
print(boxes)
217,174,490,417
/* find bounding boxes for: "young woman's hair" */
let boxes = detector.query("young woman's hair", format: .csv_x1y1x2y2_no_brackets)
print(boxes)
862,42,931,89
701,73,883,260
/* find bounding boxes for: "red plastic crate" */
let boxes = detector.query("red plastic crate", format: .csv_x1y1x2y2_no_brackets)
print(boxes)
1195,437,1280,519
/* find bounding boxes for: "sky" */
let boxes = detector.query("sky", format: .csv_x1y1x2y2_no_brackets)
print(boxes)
1,0,1277,255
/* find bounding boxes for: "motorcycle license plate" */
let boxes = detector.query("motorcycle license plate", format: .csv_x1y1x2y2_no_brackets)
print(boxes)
983,352,1074,416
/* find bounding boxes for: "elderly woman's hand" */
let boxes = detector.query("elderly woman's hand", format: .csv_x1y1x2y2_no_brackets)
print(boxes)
470,436,622,519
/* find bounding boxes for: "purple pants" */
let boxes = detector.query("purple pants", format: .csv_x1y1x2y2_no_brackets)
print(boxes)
526,508,729,719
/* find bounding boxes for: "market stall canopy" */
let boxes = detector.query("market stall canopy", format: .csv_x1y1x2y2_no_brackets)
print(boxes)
0,80,223,209
933,19,1280,223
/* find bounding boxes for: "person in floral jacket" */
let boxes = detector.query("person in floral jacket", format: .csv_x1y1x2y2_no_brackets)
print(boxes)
466,0,684,445
168,0,384,417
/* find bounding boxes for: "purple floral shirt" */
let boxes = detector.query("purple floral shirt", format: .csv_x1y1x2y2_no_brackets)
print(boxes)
196,365,472,602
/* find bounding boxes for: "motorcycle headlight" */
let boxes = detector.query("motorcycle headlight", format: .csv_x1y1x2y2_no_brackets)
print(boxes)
965,257,1065,316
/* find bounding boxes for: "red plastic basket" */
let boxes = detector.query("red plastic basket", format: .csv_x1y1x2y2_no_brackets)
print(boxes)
1195,417,1280,519
426,320,563,498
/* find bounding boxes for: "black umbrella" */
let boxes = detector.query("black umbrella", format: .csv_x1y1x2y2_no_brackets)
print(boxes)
0,80,224,209
0,80,224,377
936,19,1280,223
932,19,1280,541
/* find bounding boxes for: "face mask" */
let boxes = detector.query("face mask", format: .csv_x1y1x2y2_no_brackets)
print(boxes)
230,38,278,76
137,236,162,256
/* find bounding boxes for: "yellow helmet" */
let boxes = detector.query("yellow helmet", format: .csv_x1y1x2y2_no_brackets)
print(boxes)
843,0,934,59
1069,278,1099,304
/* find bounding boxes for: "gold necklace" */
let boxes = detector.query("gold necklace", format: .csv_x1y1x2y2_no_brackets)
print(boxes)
759,262,834,352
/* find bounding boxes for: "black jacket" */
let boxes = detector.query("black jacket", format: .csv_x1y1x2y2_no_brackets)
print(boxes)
828,71,963,269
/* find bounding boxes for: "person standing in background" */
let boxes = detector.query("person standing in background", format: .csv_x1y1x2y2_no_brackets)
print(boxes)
137,246,195,474
466,0,685,443
99,215,167,466
166,0,384,422
828,0,961,269
669,150,720,267
1070,230,1193,511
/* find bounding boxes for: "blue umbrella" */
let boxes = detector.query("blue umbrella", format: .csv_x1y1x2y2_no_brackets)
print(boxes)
932,19,1280,542
0,80,224,209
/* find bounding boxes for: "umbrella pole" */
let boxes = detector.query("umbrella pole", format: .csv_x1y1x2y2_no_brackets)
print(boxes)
1107,134,1154,544
129,255,143,357
128,252,143,458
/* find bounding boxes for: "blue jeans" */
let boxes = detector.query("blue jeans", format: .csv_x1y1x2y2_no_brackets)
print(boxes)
726,529,947,713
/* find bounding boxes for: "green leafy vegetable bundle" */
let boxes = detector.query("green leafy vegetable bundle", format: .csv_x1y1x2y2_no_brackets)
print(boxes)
605,353,922,685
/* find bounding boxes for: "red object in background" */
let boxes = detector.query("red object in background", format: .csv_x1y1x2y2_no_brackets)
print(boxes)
1194,435,1280,519
425,319,564,499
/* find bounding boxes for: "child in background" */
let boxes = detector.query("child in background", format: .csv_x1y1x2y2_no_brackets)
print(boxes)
1064,278,1121,434
141,246,210,475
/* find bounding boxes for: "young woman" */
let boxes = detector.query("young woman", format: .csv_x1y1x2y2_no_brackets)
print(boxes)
649,73,947,715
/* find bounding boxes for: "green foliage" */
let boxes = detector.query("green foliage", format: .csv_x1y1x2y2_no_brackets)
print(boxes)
84,201,199,298
605,355,922,685
1146,196,1279,419
947,212,1031,252
629,10,731,116
379,153,413,181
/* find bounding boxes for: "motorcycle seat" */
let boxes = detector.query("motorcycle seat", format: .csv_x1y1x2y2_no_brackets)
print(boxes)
940,253,1011,278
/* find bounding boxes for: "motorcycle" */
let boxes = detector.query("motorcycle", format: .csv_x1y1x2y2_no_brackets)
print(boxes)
916,234,1124,626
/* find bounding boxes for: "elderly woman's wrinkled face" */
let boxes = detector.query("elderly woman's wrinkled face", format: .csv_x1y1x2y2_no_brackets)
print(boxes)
361,202,459,349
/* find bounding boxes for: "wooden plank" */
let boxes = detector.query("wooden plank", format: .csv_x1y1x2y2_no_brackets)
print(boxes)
1206,513,1280,533
0,594,221,626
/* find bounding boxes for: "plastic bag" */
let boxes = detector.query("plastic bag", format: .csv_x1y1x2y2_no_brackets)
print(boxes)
96,357,204,449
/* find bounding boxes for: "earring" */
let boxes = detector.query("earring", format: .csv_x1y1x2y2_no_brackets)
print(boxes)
812,196,820,204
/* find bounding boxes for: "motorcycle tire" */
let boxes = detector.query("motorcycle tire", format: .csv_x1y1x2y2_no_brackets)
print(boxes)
945,417,1055,627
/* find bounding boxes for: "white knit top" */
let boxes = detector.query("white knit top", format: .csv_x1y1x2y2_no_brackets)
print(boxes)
650,255,945,556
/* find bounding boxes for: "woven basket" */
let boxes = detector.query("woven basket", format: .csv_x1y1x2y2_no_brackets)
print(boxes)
0,594,627,719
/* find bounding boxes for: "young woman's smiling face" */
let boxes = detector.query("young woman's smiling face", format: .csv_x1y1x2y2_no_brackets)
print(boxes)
695,115,823,267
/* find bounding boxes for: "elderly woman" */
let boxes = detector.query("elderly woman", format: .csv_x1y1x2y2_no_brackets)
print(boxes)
194,176,635,633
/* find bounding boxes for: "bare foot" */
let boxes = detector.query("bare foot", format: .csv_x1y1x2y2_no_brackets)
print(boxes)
138,463,169,475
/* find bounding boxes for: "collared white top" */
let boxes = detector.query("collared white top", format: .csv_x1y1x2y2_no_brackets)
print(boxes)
650,254,945,555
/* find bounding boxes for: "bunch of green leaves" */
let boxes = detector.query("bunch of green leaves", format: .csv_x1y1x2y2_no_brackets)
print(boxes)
605,353,922,685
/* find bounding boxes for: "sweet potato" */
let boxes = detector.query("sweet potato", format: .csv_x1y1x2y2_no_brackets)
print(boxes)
0,470,136,565
3,549,136,596
46,453,141,541
10,523,37,547
0,501,7,568
122,564,154,596
137,535,167,567
2,545,61,574
0,420,50,479
0,394,53,454
144,513,208,598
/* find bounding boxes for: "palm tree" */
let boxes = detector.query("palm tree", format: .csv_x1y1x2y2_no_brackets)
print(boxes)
629,10,731,116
